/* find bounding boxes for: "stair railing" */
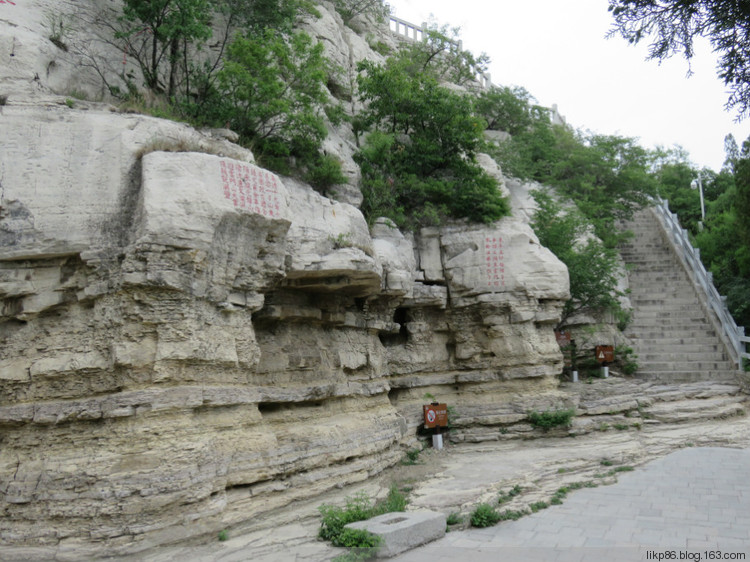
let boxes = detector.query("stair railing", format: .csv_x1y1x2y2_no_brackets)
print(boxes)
652,198,748,369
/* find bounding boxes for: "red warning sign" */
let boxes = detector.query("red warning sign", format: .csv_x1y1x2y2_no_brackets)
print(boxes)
596,345,614,363
423,403,448,429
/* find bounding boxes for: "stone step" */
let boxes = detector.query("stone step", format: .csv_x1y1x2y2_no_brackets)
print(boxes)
638,360,735,372
637,371,740,383
631,310,709,319
639,351,729,362
643,381,743,401
643,396,747,423
619,207,739,382
635,342,726,354
626,331,721,341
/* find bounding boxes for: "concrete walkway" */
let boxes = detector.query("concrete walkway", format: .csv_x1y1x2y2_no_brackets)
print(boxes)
393,447,750,562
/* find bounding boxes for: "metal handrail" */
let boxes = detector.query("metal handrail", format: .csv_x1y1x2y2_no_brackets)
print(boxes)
652,198,748,368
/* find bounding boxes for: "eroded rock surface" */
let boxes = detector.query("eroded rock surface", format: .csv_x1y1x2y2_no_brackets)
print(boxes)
0,102,570,556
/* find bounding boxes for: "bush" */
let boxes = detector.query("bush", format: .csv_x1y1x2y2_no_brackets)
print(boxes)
470,503,502,527
318,492,374,543
304,154,347,192
355,58,509,229
215,30,330,175
332,528,382,549
531,189,625,326
527,408,575,430
318,485,407,547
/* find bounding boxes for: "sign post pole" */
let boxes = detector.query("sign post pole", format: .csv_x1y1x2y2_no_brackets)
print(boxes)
595,345,614,378
423,403,448,450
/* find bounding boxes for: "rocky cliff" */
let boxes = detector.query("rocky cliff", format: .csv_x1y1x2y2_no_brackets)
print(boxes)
0,1,569,557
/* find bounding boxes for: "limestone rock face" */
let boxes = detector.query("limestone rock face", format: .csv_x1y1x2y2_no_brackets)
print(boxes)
0,2,572,557
0,103,569,557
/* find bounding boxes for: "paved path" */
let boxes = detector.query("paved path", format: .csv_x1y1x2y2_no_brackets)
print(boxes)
392,447,750,562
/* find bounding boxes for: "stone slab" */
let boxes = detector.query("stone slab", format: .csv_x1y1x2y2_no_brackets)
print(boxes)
345,510,446,558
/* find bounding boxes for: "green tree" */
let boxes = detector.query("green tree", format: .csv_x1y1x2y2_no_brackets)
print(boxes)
531,189,624,328
332,0,389,24
475,85,537,135
607,0,750,119
495,120,657,246
355,58,508,229
395,24,490,88
119,0,213,97
114,0,315,104
692,134,750,329
215,30,331,174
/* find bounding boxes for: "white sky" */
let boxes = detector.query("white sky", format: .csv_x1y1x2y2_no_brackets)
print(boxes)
386,0,749,172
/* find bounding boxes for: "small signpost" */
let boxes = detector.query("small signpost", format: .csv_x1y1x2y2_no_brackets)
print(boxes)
596,345,614,378
423,403,448,449
555,330,577,382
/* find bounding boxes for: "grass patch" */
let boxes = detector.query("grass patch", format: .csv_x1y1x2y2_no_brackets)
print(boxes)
527,408,575,430
446,512,463,526
470,503,502,528
529,501,549,512
608,466,635,475
318,485,407,550
400,446,422,466
498,509,528,521
497,484,523,505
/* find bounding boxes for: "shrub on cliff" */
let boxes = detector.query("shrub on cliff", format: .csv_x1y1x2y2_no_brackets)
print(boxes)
354,58,509,229
212,30,334,178
531,189,624,328
494,116,656,247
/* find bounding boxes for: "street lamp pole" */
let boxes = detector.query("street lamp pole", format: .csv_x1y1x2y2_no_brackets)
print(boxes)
691,175,706,226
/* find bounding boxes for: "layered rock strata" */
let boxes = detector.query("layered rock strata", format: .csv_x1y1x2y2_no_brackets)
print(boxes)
0,105,569,556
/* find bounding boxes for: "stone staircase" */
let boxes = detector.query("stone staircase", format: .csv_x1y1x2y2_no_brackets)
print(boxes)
619,207,739,383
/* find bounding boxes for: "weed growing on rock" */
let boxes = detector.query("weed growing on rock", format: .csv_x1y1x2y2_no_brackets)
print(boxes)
446,512,463,526
497,484,523,505
527,408,575,430
470,503,502,527
318,484,407,552
529,501,549,512
497,509,528,521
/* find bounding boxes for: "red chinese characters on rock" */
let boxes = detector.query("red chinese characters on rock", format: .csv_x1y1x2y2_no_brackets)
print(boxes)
219,161,281,218
0,1,18,5
484,236,506,288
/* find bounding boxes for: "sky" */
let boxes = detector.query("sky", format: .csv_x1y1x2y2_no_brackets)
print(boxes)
386,0,749,172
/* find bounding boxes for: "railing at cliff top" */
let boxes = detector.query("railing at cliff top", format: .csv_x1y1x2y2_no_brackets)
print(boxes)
388,15,493,90
653,198,748,368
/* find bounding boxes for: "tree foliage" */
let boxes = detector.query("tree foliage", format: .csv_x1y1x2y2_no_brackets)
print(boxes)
531,189,624,327
216,31,329,167
394,24,491,88
494,109,657,246
332,0,389,24
118,0,213,97
608,0,750,119
654,134,750,330
475,85,538,135
113,0,316,103
354,57,509,229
